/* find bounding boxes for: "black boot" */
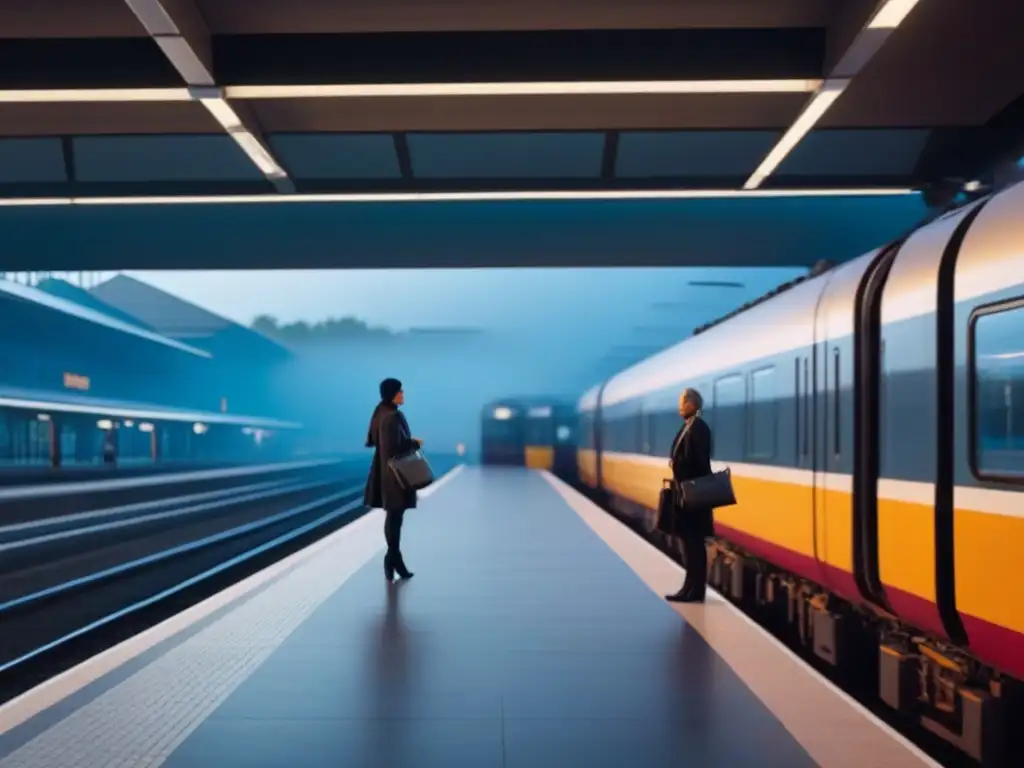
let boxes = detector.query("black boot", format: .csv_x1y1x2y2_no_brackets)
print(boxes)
384,552,395,582
393,551,414,580
666,590,705,603
665,581,693,602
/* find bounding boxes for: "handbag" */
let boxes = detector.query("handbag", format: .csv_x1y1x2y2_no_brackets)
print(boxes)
388,449,435,491
655,479,679,534
679,468,736,510
656,417,694,533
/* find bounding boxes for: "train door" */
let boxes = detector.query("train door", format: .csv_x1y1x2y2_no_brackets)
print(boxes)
852,242,902,611
483,417,524,465
876,200,988,643
812,265,860,599
524,407,555,469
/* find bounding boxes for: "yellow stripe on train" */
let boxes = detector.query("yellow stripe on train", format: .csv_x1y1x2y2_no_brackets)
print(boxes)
953,501,1024,635
600,452,819,561
525,445,554,470
593,450,1024,636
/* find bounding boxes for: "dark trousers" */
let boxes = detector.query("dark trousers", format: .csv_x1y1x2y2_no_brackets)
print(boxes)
680,531,708,597
384,508,410,577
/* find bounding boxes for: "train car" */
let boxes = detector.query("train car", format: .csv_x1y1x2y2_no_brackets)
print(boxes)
0,389,302,468
579,182,1024,764
481,397,577,478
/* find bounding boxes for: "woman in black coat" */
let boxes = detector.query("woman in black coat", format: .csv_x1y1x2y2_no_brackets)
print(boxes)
665,387,714,603
364,377,422,582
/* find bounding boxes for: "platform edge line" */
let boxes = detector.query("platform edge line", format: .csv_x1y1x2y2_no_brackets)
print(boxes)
539,470,942,768
0,464,462,734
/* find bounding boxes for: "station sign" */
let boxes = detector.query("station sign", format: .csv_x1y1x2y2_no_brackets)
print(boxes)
63,372,90,391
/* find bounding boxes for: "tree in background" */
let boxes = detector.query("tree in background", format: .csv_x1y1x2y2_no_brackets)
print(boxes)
251,314,397,345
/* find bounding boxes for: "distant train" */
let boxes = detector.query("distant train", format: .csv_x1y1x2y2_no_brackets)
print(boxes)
480,397,577,478
577,182,1024,764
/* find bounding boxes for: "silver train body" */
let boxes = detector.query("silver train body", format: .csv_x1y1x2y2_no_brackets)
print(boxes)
576,181,1024,764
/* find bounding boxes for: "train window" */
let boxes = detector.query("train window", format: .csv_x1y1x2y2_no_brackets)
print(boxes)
972,303,1024,479
748,366,777,459
794,358,801,462
879,339,887,470
833,348,841,457
606,416,634,453
655,410,677,456
713,374,746,458
802,357,810,456
637,406,646,451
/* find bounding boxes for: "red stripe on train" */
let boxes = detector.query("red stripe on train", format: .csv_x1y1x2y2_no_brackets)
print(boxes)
713,523,948,638
715,524,1024,678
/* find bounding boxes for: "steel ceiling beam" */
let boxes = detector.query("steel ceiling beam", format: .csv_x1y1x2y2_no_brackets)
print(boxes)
744,0,924,189
121,0,293,193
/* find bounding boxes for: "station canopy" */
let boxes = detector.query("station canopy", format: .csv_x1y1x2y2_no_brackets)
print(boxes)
0,0,1022,205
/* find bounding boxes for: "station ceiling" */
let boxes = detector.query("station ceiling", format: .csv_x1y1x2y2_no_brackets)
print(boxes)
0,0,1020,269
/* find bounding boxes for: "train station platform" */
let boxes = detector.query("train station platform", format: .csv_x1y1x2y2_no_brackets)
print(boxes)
0,466,939,768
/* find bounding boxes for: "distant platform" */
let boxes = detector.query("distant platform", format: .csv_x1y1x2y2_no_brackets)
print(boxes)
0,466,938,767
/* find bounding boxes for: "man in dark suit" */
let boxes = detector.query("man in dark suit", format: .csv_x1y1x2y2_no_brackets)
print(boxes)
665,388,714,603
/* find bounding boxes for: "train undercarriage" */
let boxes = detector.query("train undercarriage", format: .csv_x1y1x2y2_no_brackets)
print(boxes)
600,491,1022,768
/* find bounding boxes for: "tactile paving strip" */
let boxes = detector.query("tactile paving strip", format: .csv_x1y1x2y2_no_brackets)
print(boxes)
0,509,386,768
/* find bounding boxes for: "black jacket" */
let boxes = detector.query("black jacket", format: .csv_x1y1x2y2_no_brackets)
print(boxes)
669,415,714,537
364,403,419,511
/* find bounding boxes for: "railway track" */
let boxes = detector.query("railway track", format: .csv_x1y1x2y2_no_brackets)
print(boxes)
0,458,454,705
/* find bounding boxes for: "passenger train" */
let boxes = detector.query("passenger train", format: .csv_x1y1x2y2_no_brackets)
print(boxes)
481,397,577,478
577,181,1024,763
0,390,301,468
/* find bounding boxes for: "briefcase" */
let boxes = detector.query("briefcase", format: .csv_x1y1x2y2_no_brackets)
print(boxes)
679,468,736,510
655,479,679,534
388,449,435,491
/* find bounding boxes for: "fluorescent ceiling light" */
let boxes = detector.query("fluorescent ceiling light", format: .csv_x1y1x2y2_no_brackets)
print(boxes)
0,80,818,104
0,197,70,206
230,131,288,179
0,188,917,208
0,80,820,104
195,95,290,185
744,79,850,189
226,79,820,100
0,88,191,103
196,95,245,132
123,0,181,36
743,0,922,189
868,0,922,29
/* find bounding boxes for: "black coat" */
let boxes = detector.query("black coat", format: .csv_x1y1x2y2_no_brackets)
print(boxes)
364,403,419,512
669,415,715,538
